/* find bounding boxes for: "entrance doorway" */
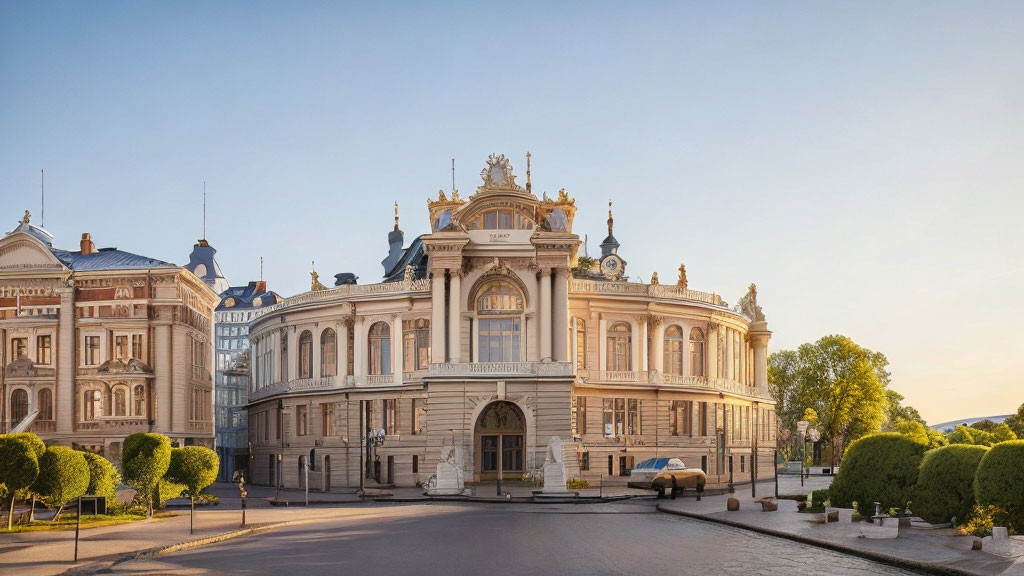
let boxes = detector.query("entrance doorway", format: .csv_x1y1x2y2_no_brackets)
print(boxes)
475,401,525,481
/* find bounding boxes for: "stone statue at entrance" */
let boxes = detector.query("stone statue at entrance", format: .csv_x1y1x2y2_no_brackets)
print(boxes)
424,440,468,496
541,436,567,493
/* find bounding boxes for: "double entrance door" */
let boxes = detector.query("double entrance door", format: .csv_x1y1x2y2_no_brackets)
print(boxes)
480,434,523,479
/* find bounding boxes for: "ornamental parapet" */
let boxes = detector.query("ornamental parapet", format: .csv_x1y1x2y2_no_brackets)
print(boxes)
576,369,772,400
253,279,431,319
569,279,724,307
250,376,340,402
427,361,574,378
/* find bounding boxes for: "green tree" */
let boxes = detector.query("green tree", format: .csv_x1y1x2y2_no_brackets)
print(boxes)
768,335,889,466
947,425,975,445
884,389,926,427
165,446,219,533
974,440,1024,532
829,433,927,517
0,436,39,530
913,444,988,526
2,433,46,521
33,446,89,520
971,419,998,433
122,433,171,517
992,424,1018,444
1004,403,1024,438
82,452,121,502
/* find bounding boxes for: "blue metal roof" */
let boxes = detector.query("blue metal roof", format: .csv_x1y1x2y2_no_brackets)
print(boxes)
216,281,280,311
50,247,176,271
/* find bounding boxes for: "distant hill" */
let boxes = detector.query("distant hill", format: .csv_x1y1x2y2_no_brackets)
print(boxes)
930,415,1012,433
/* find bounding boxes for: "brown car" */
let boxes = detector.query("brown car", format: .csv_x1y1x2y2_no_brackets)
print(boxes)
648,459,707,499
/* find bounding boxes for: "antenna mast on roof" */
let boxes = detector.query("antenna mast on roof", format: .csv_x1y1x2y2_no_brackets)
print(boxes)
202,181,207,240
260,256,264,281
40,168,45,227
584,234,588,258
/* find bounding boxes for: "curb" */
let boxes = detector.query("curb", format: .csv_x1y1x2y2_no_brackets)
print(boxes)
656,504,984,576
58,520,304,576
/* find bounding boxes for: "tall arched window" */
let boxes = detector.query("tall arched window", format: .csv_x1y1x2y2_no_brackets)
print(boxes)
368,322,391,375
606,323,631,371
664,325,684,375
133,384,146,416
689,327,705,377
113,386,127,417
38,388,53,421
476,281,523,362
571,317,587,369
298,331,313,378
11,389,28,424
403,319,430,371
320,329,337,377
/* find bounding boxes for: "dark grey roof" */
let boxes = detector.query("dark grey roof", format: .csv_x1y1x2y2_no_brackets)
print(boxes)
383,235,428,283
50,247,175,270
217,281,280,311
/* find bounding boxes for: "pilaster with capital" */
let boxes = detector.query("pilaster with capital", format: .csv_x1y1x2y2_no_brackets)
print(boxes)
56,287,75,433
539,268,552,361
431,273,445,363
392,313,404,386
448,271,461,362
748,321,772,390
552,269,569,362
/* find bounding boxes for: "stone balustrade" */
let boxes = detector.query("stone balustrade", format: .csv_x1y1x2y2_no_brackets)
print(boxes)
577,369,771,399
253,278,431,319
428,361,574,378
250,376,339,402
569,279,725,307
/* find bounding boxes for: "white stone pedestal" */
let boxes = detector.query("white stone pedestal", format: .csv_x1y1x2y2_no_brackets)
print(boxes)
425,445,467,496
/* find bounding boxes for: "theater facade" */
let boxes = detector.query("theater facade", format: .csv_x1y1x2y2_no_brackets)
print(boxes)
246,154,775,490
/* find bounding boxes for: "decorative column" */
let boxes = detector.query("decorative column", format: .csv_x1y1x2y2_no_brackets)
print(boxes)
448,271,461,363
749,321,772,390
56,287,75,434
539,269,552,361
431,272,445,363
154,308,172,433
552,269,569,363
352,316,365,380
392,314,403,386
639,317,649,374
598,316,607,372
652,319,665,375
630,319,641,373
338,321,349,382
171,325,188,434
725,328,735,381
312,325,322,380
707,325,718,379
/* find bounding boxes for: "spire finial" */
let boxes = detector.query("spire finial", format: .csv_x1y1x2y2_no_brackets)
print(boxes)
394,201,400,230
40,168,44,227
202,181,207,241
607,199,614,235
526,151,532,192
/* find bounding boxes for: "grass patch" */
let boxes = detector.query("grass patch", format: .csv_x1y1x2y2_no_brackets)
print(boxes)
3,512,176,533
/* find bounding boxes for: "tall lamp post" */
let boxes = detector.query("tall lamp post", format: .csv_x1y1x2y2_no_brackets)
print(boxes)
796,420,809,488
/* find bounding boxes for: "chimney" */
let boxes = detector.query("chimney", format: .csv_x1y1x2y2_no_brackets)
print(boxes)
254,281,267,294
80,233,96,255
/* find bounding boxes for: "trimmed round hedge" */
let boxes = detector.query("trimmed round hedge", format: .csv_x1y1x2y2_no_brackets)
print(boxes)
82,452,121,501
829,433,927,518
34,446,89,509
914,444,988,525
974,440,1024,532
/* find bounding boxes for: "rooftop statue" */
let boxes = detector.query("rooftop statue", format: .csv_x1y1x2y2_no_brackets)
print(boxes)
737,282,766,321
677,264,688,289
20,210,30,224
310,261,326,291
651,271,659,285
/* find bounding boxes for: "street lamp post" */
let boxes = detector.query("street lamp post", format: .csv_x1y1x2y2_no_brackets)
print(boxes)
796,420,809,488
239,475,247,527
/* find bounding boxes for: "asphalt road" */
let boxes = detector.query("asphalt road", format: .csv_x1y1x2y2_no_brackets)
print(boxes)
111,501,920,576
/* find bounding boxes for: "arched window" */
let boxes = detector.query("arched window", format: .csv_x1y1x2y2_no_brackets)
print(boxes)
403,319,430,371
11,389,28,424
298,330,313,379
571,317,587,369
320,329,337,377
113,386,127,417
664,325,684,375
133,384,146,417
38,388,53,421
476,281,523,362
606,323,631,371
689,328,705,377
83,390,100,421
368,322,391,375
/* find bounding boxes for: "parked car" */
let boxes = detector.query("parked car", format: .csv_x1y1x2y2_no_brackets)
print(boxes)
630,455,704,496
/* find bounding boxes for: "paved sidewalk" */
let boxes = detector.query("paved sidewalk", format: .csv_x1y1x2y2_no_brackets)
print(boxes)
657,478,1024,576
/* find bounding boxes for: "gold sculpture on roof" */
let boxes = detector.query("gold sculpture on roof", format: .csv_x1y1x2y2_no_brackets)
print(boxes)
651,271,659,285
20,210,31,224
677,264,688,289
310,261,326,291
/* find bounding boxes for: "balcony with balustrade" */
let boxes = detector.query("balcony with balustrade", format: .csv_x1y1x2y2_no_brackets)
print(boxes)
427,361,574,379
575,369,771,400
249,376,339,402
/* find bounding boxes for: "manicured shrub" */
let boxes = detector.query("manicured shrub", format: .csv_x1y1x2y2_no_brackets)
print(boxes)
0,436,39,529
165,446,219,533
5,433,46,458
809,489,829,509
157,480,187,506
913,444,988,526
567,479,590,490
33,446,89,519
974,439,1024,532
828,433,927,518
82,452,121,501
122,433,171,517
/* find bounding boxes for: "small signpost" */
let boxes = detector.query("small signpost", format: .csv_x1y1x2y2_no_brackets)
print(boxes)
239,476,247,527
74,496,82,562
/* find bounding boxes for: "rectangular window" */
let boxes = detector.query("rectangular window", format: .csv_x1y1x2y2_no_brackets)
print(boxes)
699,402,708,436
412,399,425,435
577,397,587,435
384,399,398,435
84,336,100,365
615,398,626,436
670,400,692,436
627,399,640,435
603,399,614,436
11,337,27,360
132,334,143,359
581,452,590,471
115,335,129,359
321,403,333,436
740,455,745,473
36,335,52,365
478,318,521,362
412,455,419,474
296,405,307,436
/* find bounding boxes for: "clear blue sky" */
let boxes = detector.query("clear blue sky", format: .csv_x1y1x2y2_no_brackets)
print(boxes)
2,1,1022,424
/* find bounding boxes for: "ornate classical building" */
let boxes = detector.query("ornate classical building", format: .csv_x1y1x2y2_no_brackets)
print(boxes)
0,213,219,461
247,154,775,491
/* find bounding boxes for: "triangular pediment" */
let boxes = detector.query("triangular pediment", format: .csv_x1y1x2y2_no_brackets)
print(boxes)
0,232,66,272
